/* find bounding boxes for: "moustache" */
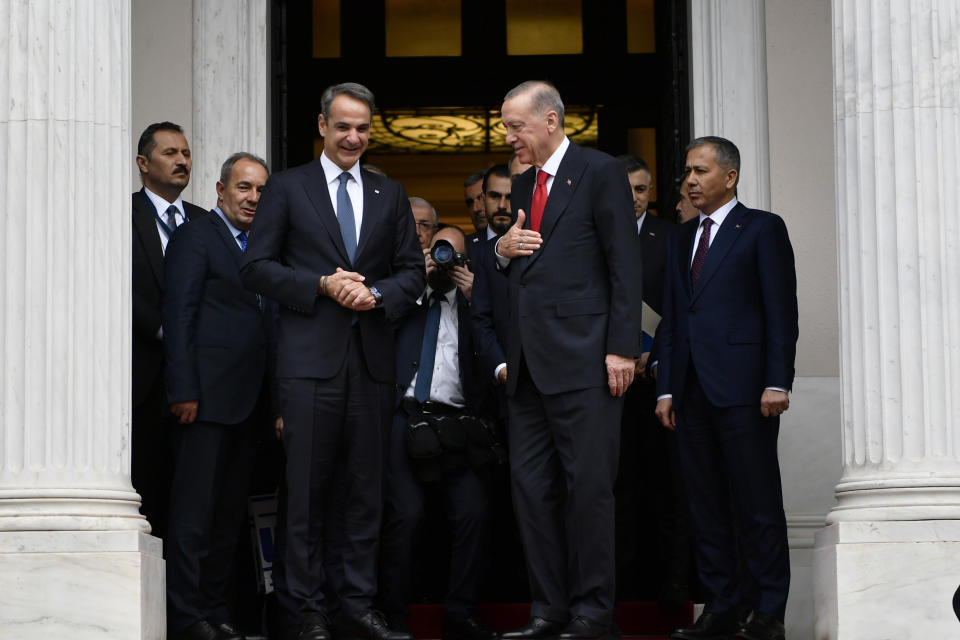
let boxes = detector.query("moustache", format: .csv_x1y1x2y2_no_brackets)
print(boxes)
173,166,188,175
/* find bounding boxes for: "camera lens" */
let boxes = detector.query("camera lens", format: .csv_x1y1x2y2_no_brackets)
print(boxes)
433,244,453,264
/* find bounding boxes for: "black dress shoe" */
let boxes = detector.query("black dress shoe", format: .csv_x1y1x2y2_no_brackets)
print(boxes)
734,613,784,640
557,616,617,640
670,612,740,640
177,620,229,640
342,610,415,640
502,617,566,640
442,615,500,640
299,612,332,640
215,621,244,640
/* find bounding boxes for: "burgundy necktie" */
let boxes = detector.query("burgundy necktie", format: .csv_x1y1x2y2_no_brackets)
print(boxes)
690,217,713,288
530,169,549,233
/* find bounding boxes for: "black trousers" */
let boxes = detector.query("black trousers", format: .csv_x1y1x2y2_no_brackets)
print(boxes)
379,410,489,619
166,417,256,632
675,364,790,620
508,359,622,626
276,330,389,623
132,374,176,541
614,378,692,598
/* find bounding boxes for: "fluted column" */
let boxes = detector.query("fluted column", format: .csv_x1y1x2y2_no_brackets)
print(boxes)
192,0,269,203
689,0,771,210
814,2,960,637
0,0,146,532
829,0,960,523
0,1,162,637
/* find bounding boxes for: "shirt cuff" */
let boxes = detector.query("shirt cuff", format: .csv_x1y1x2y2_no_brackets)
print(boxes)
494,237,511,269
657,394,672,401
156,326,163,340
494,363,507,380
765,387,789,393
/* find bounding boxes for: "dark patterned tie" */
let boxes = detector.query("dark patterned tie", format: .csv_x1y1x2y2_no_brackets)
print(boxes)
166,204,179,231
237,231,248,253
530,169,549,232
690,217,713,288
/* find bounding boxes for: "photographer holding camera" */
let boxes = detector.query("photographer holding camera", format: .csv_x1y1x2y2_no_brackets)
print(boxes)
379,224,503,640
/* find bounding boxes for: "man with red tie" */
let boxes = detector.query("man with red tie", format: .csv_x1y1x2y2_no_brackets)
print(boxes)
494,81,643,640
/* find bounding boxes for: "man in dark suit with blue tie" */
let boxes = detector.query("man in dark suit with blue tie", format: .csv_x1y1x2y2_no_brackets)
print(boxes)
131,121,207,541
655,137,798,640
494,81,643,640
163,152,271,640
240,83,424,640
379,225,499,640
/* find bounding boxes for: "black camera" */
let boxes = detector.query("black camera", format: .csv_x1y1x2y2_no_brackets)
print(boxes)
430,239,470,271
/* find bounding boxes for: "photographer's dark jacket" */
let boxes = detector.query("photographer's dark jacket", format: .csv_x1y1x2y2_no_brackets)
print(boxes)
394,286,484,414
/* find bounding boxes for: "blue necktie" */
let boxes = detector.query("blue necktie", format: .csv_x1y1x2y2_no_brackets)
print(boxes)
237,231,248,252
414,292,444,402
337,172,357,262
166,205,179,231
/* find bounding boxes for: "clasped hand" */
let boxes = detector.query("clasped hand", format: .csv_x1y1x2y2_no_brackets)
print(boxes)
320,267,376,310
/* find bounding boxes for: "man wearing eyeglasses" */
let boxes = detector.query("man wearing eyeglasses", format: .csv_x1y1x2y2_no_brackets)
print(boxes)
410,196,439,250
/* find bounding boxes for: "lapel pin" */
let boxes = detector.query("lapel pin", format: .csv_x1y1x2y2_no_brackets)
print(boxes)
649,231,656,236
735,223,742,229
566,178,572,186
374,189,380,194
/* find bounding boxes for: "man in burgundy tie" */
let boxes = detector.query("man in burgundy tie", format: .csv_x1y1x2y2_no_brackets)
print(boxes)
493,81,643,640
655,137,798,640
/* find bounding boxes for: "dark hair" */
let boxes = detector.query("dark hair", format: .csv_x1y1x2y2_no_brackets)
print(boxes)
504,81,565,128
617,154,651,177
686,136,740,186
137,121,184,157
320,82,375,120
464,170,485,189
482,164,511,193
219,152,269,185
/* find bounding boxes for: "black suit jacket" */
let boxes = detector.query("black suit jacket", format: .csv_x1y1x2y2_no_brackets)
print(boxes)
465,231,484,263
504,142,643,396
163,212,267,425
656,202,798,407
239,158,425,383
394,289,482,412
638,212,672,317
132,190,207,407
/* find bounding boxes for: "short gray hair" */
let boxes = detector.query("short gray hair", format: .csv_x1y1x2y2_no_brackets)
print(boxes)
321,82,376,120
504,81,565,128
686,136,740,186
409,196,438,225
219,152,269,185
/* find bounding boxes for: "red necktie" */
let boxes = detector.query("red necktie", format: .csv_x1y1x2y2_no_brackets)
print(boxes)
690,217,713,287
530,169,550,233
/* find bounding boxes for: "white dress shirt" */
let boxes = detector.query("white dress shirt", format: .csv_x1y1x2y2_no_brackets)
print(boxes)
636,211,647,234
405,287,465,408
319,151,364,244
143,187,189,255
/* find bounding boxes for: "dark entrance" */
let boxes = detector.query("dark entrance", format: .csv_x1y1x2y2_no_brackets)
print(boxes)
269,0,690,229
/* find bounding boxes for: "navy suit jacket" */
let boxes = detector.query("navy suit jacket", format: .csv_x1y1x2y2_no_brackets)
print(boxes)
132,190,207,407
638,212,673,317
504,142,643,396
394,289,482,413
239,159,425,383
471,234,510,382
656,202,798,407
163,212,266,425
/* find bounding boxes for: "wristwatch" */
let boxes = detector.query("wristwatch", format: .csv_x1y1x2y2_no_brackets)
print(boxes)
369,285,383,307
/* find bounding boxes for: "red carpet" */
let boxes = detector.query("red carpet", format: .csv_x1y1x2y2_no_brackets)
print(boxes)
407,601,692,639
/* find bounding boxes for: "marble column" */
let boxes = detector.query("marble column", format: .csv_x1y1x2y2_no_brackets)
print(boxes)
689,0,771,210
192,0,269,206
0,1,163,637
814,1,960,637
